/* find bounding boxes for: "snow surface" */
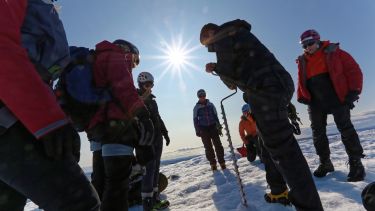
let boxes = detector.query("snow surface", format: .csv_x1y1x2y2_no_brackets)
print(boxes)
26,111,375,211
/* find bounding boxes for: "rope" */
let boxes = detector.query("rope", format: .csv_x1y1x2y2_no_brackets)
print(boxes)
220,89,248,207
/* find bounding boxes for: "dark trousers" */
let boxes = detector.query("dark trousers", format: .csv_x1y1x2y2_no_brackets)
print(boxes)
248,84,323,210
200,125,225,165
245,135,261,162
141,138,163,197
90,151,133,211
308,105,364,161
0,123,100,211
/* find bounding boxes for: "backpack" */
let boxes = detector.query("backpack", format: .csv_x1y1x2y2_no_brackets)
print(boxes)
55,46,111,131
21,0,70,85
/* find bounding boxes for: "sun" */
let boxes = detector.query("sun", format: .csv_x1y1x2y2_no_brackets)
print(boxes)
149,32,201,91
166,46,188,69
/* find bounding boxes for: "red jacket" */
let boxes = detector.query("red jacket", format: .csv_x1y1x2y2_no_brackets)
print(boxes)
238,114,257,145
0,0,68,138
297,41,363,104
88,41,145,128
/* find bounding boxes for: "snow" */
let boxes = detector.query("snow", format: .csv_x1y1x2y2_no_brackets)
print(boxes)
26,111,375,211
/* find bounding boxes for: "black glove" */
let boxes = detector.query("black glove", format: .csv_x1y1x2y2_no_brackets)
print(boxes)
135,145,155,166
291,120,301,135
345,90,360,109
135,107,154,146
40,124,80,161
164,134,170,146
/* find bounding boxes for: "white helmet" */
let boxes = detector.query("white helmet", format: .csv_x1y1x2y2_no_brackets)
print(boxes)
137,72,154,84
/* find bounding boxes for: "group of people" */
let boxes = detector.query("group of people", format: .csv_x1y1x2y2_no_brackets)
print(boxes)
0,0,370,210
199,19,366,210
0,1,170,211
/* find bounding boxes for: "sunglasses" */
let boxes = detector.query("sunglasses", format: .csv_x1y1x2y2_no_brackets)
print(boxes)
302,40,317,49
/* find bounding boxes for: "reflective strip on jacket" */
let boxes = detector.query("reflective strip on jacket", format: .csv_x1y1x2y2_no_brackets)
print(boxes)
297,41,363,104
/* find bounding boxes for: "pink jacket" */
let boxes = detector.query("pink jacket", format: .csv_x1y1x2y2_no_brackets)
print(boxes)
0,0,69,138
88,41,145,128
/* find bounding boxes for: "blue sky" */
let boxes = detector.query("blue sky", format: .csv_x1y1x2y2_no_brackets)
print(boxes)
56,0,375,166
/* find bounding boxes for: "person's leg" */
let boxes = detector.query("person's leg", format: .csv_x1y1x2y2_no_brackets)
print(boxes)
0,180,26,211
249,88,323,211
0,123,100,211
258,138,288,194
101,154,132,211
209,126,225,166
91,150,105,199
308,106,330,162
200,129,217,167
332,105,365,181
152,139,163,200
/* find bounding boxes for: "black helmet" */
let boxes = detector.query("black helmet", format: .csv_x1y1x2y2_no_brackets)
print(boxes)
362,182,375,210
113,39,140,66
113,39,139,55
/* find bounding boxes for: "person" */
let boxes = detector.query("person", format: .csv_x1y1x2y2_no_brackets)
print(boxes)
193,89,226,171
136,71,171,210
86,39,155,211
238,103,261,162
200,19,323,210
0,1,100,210
296,29,365,182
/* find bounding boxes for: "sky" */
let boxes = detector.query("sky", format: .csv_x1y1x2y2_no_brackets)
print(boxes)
26,111,375,210
54,0,375,167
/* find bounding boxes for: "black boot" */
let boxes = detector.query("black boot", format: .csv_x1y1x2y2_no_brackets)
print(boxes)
313,159,334,177
142,197,154,211
347,158,365,182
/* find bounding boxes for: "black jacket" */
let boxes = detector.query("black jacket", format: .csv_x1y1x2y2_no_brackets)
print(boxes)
207,19,294,95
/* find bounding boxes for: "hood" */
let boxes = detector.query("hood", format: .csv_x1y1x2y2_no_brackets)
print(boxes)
95,40,123,53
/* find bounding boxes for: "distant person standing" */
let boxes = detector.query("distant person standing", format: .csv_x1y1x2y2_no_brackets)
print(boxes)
193,89,226,171
296,29,365,181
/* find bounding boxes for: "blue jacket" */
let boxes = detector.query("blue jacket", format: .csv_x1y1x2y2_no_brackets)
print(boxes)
193,99,220,132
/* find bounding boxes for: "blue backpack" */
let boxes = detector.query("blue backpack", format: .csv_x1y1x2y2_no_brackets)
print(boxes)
55,46,111,131
21,0,70,84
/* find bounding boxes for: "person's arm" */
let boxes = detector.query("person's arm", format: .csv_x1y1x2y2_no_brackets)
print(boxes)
339,49,363,94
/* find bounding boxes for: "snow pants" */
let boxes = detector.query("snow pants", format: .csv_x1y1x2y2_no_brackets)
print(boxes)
308,104,364,161
0,122,100,211
200,125,225,166
141,136,163,198
247,72,323,211
88,120,136,211
245,135,261,162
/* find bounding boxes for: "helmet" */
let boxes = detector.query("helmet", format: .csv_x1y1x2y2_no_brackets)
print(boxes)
362,182,375,210
137,72,154,84
200,23,219,45
300,29,320,44
197,89,206,97
113,39,140,66
242,104,251,113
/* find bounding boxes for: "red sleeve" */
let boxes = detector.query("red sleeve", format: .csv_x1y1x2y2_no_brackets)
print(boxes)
338,49,363,94
239,120,246,143
0,0,68,138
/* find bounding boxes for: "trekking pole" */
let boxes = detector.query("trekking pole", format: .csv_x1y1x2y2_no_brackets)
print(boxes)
220,89,248,207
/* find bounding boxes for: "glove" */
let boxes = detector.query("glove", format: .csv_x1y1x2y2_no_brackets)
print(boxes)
291,120,301,135
40,124,80,161
135,145,155,166
205,62,216,73
134,106,154,146
164,134,170,146
345,90,360,109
